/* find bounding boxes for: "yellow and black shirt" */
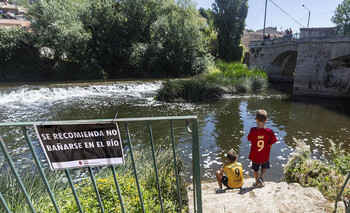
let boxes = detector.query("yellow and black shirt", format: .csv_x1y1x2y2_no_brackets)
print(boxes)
223,162,244,188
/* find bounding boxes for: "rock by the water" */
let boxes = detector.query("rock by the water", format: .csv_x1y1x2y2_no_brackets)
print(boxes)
188,178,333,213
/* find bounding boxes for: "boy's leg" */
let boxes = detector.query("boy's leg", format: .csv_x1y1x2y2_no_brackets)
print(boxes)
258,161,270,186
260,168,267,178
216,170,223,189
253,171,259,183
260,161,270,179
251,162,260,183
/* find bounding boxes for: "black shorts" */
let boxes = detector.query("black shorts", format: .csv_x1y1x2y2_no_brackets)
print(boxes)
222,176,241,189
222,176,229,188
252,161,270,171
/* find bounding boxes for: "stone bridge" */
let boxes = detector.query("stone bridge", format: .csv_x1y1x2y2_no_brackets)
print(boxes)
249,28,350,98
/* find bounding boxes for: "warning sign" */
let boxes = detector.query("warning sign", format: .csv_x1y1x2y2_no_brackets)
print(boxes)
35,123,124,170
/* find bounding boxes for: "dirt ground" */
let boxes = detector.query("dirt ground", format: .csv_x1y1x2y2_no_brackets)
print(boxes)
187,178,346,213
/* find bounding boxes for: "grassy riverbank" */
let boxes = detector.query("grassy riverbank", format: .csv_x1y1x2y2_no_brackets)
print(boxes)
0,145,188,212
284,139,350,202
156,61,268,102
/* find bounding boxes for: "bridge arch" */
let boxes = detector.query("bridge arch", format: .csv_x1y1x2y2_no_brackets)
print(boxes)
330,54,350,62
271,50,297,82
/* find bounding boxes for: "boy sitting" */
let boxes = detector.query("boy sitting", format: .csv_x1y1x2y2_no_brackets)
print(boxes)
215,150,244,193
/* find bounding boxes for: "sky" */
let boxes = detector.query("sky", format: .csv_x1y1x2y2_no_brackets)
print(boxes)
195,0,343,34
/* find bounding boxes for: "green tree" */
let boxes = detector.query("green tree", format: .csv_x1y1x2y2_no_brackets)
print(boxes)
129,0,212,77
0,27,46,81
331,0,350,36
27,0,126,79
199,7,214,23
213,0,248,61
11,0,212,80
199,8,218,57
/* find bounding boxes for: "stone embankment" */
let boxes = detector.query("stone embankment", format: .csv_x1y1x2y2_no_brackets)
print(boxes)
188,178,346,213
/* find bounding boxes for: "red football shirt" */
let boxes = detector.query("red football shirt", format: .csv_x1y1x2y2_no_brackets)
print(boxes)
247,127,277,164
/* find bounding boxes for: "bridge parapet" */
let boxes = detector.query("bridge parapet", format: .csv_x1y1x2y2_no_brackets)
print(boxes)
299,27,336,39
250,38,297,48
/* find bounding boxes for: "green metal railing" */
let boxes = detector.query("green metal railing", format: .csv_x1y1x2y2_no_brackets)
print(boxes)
0,116,202,213
335,172,350,213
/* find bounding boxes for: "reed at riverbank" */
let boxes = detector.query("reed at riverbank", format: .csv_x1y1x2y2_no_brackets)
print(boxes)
156,61,268,102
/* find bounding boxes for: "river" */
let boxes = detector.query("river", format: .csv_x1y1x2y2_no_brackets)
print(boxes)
0,80,349,182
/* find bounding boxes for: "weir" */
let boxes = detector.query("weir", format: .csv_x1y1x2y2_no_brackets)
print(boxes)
0,116,203,213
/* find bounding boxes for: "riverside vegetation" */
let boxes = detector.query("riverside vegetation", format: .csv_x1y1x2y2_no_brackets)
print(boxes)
156,61,268,102
0,0,212,81
0,145,188,212
0,0,249,82
284,139,350,202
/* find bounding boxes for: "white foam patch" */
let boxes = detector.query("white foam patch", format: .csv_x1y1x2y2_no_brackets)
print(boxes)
203,160,221,169
277,156,286,160
222,94,287,99
0,81,162,107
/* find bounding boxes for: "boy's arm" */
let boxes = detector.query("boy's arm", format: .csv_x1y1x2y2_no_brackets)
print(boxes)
269,129,278,147
247,129,252,141
220,162,228,174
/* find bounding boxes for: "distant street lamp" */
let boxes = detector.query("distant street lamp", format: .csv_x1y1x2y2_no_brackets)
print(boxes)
302,4,311,28
263,0,268,39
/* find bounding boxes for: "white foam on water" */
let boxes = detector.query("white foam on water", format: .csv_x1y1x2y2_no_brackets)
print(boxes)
223,94,287,99
203,159,221,169
277,156,286,160
0,81,162,107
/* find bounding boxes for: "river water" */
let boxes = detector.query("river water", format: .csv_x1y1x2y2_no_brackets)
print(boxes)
0,80,349,182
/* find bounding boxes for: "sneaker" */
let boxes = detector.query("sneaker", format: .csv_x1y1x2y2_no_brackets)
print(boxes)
252,182,259,187
215,188,225,194
258,177,265,187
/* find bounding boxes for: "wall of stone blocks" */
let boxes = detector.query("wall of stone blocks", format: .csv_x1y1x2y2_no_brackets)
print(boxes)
294,38,350,97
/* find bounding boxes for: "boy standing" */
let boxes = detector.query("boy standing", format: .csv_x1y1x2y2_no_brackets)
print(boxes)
215,150,243,193
247,109,277,187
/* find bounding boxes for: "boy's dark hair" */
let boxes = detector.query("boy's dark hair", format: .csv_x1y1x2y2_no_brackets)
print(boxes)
227,150,237,162
256,109,268,122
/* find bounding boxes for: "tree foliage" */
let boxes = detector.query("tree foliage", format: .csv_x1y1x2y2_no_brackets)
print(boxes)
130,0,212,77
331,0,350,35
0,27,47,81
199,7,214,24
199,8,218,57
213,0,248,62
1,0,211,81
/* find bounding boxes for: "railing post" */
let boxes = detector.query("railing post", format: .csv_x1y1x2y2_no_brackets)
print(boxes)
125,123,145,213
64,169,84,213
88,167,104,213
0,135,36,213
110,166,125,213
170,121,182,212
148,123,164,213
191,119,202,213
0,192,11,213
335,172,350,212
22,126,61,213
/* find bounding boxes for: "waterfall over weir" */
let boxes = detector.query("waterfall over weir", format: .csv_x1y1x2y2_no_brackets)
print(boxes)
0,81,162,107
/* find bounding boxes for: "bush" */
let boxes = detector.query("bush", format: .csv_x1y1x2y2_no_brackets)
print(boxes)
284,138,350,202
204,60,268,93
156,61,268,102
156,78,224,102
